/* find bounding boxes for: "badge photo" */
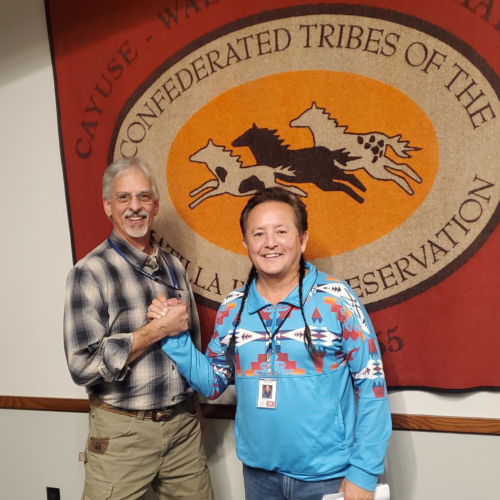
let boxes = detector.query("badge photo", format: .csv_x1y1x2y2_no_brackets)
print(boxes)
257,379,277,409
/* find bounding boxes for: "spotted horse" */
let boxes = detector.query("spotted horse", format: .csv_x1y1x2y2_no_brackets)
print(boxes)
290,102,422,195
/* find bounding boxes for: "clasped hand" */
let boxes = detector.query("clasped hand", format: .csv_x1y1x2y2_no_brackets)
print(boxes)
146,294,189,339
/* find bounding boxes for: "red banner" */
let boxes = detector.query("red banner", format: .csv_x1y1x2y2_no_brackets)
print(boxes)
45,0,500,390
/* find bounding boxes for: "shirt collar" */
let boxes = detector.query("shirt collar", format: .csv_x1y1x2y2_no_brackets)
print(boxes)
108,230,157,269
246,262,318,314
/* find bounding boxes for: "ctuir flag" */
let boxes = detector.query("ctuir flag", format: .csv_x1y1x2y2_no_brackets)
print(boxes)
45,0,500,391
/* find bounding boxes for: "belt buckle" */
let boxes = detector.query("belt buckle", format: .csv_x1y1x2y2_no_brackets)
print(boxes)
152,408,173,422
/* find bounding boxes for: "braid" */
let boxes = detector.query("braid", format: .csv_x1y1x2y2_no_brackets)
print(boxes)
226,266,257,362
299,256,316,354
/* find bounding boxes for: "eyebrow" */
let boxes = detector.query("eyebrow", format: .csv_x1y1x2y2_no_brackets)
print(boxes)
115,190,153,194
252,224,291,230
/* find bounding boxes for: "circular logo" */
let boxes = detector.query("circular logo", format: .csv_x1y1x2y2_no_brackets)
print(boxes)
111,7,500,310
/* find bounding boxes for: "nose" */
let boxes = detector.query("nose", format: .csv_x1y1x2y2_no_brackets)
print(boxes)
264,232,277,248
128,194,142,211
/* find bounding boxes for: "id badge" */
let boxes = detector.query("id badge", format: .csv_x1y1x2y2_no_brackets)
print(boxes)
257,378,278,409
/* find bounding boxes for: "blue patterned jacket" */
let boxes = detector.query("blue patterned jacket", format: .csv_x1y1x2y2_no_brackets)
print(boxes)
162,262,391,491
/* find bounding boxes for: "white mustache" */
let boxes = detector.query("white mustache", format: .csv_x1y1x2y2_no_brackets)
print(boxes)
123,209,148,218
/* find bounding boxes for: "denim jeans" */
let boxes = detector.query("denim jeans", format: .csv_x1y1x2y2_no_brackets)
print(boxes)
243,465,343,500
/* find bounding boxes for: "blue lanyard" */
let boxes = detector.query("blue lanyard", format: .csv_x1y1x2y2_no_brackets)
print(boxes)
258,306,293,375
258,306,293,346
107,238,182,291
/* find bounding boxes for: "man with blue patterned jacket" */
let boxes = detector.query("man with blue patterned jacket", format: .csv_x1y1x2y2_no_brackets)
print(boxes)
148,187,391,500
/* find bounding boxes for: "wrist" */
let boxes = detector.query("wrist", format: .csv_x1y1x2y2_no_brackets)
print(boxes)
140,321,162,343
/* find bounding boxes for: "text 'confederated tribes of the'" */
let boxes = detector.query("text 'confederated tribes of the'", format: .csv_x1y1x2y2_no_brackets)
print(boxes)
116,22,402,158
345,176,495,299
118,26,498,158
75,10,499,159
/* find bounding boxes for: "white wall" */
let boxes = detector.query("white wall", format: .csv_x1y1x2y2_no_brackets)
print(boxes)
0,0,77,400
0,1,498,499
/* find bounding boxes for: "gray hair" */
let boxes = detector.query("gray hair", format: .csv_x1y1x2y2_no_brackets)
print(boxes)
102,157,159,200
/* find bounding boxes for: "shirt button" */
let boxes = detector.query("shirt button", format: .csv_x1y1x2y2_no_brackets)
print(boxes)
171,397,175,402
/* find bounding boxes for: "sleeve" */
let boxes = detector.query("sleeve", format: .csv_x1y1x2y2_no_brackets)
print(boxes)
63,266,133,386
161,302,235,400
339,284,392,492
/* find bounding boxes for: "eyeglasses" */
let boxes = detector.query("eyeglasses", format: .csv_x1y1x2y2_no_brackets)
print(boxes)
114,191,155,205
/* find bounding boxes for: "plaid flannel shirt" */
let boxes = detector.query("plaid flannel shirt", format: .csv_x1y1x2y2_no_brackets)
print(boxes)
63,231,201,410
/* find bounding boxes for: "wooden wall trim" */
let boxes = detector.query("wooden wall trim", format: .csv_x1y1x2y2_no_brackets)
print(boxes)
1,396,499,435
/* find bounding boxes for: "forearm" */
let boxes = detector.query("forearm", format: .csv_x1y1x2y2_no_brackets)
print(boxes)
128,301,191,363
346,398,391,491
127,322,166,364
162,333,230,398
340,293,391,491
348,343,391,490
68,320,175,383
126,344,149,364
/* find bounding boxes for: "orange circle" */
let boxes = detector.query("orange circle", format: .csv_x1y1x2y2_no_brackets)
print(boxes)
167,71,438,259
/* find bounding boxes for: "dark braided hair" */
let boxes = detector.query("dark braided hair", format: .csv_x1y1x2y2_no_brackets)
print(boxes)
226,266,257,361
226,187,316,361
298,255,315,354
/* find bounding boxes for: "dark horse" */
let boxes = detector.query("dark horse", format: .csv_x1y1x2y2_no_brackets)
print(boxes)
232,124,366,204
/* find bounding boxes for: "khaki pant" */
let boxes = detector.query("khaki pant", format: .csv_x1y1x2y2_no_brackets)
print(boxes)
80,402,214,500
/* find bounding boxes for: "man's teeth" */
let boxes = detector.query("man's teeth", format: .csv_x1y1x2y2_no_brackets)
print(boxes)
264,254,280,258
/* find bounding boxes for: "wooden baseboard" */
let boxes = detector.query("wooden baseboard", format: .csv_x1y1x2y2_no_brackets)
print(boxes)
1,396,499,435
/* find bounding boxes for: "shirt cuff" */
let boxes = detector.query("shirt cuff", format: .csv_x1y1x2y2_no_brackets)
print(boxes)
98,333,133,382
161,330,190,347
345,465,378,492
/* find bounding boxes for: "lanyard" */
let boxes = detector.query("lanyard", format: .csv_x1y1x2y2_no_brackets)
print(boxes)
107,238,182,291
258,306,293,342
258,306,293,374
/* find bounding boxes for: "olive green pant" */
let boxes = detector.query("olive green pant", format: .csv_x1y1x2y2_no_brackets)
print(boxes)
80,403,214,500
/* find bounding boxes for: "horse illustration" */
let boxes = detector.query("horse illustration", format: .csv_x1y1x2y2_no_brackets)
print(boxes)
290,102,422,195
231,124,366,204
188,139,307,209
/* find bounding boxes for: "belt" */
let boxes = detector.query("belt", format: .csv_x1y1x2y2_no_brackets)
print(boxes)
89,396,185,422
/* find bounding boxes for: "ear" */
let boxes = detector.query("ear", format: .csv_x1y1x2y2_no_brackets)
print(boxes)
153,198,160,216
103,198,112,219
300,231,309,254
242,237,248,250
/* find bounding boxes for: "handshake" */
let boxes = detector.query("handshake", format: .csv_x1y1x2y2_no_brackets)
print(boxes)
146,294,190,340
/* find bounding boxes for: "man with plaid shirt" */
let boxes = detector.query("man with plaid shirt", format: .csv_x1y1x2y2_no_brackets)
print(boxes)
64,157,213,500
